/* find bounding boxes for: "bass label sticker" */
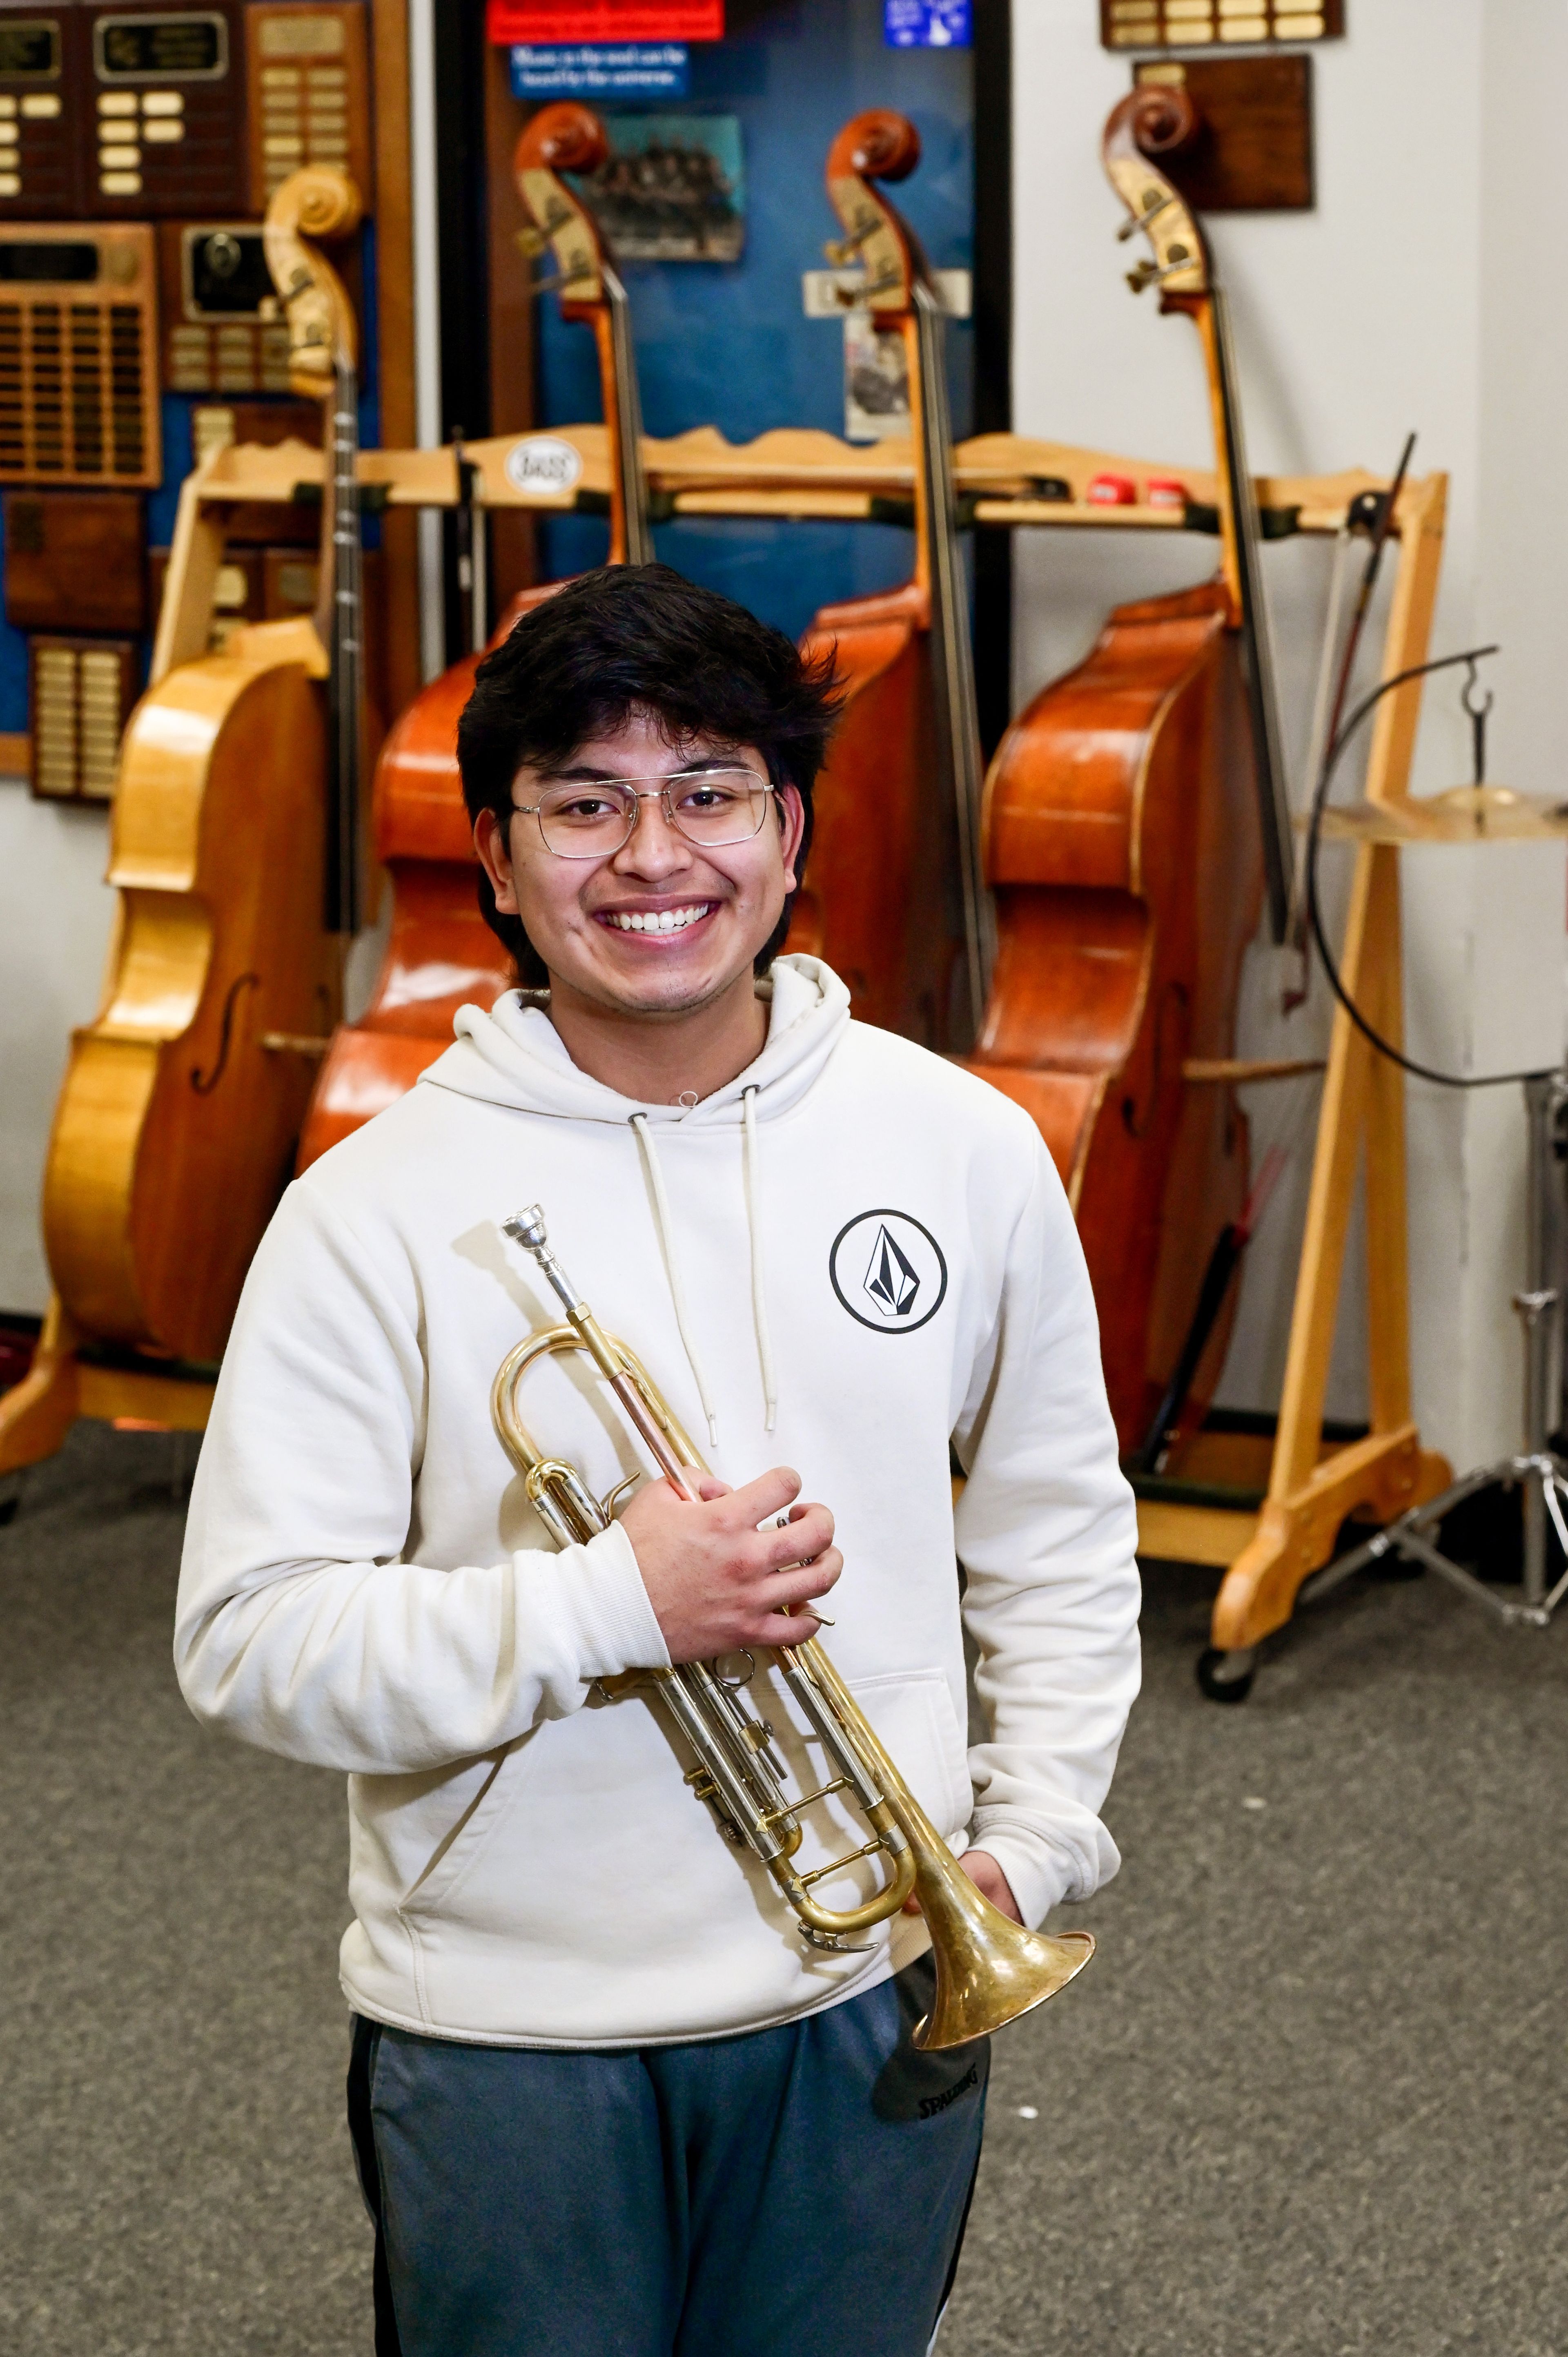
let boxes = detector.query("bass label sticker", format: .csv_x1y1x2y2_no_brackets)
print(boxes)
503,435,584,498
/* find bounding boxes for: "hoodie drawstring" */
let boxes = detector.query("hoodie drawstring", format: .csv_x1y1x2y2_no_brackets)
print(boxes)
742,1086,778,1434
629,1096,778,1445
630,1113,720,1448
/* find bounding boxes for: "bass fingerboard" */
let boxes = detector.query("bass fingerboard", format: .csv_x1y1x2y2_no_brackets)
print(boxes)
324,352,361,935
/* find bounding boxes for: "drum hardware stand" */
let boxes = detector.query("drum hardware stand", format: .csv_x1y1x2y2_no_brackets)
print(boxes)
1300,1070,1568,1629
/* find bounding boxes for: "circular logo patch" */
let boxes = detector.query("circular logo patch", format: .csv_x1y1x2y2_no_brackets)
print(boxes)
503,434,584,498
829,1209,948,1336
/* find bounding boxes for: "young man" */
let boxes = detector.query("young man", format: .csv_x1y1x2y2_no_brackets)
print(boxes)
175,564,1140,2357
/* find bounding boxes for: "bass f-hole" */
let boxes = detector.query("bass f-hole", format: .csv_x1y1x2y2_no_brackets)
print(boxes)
189,972,261,1096
1121,980,1191,1141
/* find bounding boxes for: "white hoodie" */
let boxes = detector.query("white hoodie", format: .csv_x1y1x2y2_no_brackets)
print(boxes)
175,957,1140,2048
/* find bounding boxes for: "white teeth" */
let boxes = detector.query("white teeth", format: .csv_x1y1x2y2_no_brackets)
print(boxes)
606,903,710,934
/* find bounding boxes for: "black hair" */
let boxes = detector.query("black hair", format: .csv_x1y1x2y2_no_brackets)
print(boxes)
457,563,842,986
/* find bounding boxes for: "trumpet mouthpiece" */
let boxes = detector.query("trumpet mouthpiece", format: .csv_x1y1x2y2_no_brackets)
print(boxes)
502,1204,582,1318
503,1205,548,1255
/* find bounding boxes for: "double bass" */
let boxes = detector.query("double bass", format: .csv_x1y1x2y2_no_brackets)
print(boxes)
297,102,652,1167
963,87,1294,1448
37,167,364,1367
785,110,990,1053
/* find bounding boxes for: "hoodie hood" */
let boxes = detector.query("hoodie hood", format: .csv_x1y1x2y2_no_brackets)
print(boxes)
417,954,852,1443
421,953,851,1130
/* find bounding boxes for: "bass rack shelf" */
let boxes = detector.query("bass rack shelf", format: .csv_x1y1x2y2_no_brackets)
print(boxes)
4,431,1450,1673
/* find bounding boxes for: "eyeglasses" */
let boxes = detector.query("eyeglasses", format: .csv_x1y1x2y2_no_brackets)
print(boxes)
512,768,779,860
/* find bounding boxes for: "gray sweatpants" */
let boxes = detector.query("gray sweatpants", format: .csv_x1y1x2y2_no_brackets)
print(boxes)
347,1954,988,2357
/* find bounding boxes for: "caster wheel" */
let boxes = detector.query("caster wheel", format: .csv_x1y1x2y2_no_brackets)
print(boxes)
1196,1646,1255,1704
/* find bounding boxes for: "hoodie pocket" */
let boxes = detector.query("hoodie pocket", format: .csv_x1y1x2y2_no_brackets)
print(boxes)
399,1736,539,1920
849,1666,974,1843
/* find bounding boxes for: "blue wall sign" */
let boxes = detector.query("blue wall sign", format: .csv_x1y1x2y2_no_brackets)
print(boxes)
508,42,690,97
884,0,971,47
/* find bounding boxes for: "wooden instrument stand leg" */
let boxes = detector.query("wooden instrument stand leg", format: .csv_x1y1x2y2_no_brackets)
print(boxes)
1196,474,1455,1679
1208,837,1450,1660
0,1296,81,1481
0,1293,214,1500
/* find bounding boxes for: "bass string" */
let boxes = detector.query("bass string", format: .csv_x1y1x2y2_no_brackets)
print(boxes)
1209,283,1294,945
327,352,363,937
604,261,654,567
913,279,992,1026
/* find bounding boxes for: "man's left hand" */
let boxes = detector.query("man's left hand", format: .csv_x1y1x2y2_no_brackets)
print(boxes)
902,1848,1021,1924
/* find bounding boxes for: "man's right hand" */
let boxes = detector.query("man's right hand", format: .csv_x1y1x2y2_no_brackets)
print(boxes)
618,1466,842,1664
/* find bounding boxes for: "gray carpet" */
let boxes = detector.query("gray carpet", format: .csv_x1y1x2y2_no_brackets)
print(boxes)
2,1422,1564,2356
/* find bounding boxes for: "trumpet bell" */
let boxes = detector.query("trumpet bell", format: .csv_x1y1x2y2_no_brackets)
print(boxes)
915,1914,1094,2052
904,1809,1095,2051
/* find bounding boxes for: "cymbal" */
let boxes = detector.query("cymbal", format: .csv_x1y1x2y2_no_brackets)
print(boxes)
1313,786,1568,845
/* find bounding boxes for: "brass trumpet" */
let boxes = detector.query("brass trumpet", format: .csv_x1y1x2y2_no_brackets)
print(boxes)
493,1204,1094,2049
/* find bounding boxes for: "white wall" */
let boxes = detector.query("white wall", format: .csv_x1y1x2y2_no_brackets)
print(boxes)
1010,0,1568,1468
0,776,391,1324
0,782,115,1312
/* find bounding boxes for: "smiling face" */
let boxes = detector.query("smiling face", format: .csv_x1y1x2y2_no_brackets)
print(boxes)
474,706,805,1025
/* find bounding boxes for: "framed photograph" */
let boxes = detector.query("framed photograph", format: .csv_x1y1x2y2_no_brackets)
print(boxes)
583,112,744,262
842,310,910,444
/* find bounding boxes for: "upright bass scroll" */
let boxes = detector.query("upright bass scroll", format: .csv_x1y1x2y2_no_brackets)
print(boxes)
787,111,991,1051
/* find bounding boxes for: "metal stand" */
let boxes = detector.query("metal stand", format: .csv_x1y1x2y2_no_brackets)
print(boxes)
1305,1070,1568,1628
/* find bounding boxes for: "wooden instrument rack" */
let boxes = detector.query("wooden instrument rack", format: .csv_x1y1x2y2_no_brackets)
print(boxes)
1138,466,1456,1659
2,434,1453,1673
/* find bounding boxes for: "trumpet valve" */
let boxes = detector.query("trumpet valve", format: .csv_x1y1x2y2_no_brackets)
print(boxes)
683,1763,744,1844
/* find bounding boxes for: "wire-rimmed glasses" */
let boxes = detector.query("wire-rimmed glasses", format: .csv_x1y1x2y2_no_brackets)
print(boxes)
512,768,778,860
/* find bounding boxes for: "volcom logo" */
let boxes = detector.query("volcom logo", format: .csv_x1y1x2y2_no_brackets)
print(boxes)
864,1224,920,1318
829,1209,948,1336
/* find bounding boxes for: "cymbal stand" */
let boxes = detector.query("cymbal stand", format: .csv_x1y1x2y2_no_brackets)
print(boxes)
1306,1070,1568,1626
